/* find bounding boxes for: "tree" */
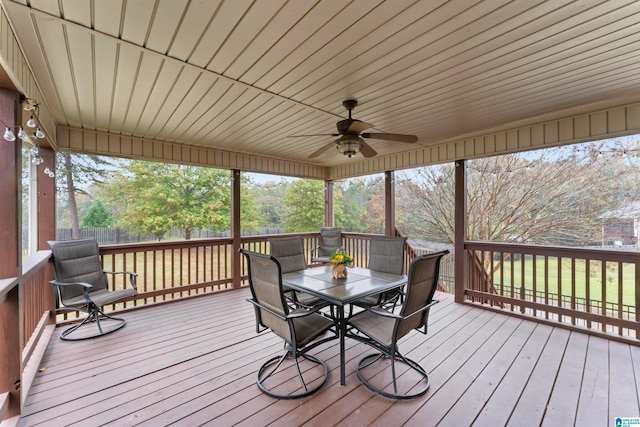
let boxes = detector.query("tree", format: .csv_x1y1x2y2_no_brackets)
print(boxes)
81,200,114,227
283,179,324,232
56,153,115,238
107,161,258,240
336,176,384,233
249,179,289,229
397,140,640,246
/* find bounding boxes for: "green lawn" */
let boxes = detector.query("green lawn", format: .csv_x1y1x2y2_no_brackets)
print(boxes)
494,256,637,307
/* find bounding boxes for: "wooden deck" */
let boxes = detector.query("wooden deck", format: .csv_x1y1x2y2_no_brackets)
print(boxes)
18,289,640,426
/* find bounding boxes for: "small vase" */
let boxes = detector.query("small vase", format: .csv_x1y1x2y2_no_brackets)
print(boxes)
332,263,348,279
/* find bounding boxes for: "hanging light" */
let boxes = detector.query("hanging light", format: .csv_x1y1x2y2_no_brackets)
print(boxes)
22,98,38,111
4,127,15,141
0,98,54,179
336,135,363,158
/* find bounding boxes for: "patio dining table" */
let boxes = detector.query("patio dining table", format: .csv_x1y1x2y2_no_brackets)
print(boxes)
281,265,407,386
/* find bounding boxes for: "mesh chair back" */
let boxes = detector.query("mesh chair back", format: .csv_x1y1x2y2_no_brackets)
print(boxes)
242,251,292,343
48,239,107,304
368,236,407,275
269,236,307,273
317,227,342,257
396,251,448,339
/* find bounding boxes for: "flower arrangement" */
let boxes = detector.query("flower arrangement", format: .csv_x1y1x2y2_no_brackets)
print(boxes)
330,249,353,266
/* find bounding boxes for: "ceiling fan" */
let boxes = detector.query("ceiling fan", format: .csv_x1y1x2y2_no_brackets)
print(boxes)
288,99,418,158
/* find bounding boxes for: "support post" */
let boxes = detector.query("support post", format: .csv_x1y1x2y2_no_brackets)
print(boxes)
454,159,467,303
0,88,21,420
324,180,334,227
37,147,57,323
38,147,56,249
384,171,395,236
231,169,241,289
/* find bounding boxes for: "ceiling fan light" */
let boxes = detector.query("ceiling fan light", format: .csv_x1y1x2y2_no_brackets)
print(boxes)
35,128,45,139
336,135,363,158
26,115,36,128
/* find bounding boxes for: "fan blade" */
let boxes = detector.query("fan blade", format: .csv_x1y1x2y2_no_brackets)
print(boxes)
360,141,378,158
361,132,418,143
337,119,373,134
347,120,374,133
308,141,336,158
288,133,339,138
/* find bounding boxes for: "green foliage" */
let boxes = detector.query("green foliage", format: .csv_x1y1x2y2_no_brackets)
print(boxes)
106,161,257,240
336,176,384,233
283,179,324,232
81,200,114,227
247,179,288,228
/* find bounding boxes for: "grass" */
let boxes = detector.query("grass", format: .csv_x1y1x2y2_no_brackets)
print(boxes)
494,256,637,307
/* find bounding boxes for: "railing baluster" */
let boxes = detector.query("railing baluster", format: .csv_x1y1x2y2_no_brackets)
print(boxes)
463,241,638,343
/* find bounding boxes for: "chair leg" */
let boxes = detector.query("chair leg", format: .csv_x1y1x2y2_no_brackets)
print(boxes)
256,350,329,400
60,306,127,341
356,350,431,400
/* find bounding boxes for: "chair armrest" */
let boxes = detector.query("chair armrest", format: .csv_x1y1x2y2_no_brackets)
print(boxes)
49,279,92,289
246,298,322,321
246,298,288,321
103,270,138,291
104,270,138,277
48,280,94,304
401,299,440,321
357,298,440,321
359,304,402,319
286,305,326,318
312,245,344,258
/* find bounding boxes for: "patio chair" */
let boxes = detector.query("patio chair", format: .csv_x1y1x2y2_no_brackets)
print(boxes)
346,250,449,399
356,236,408,308
48,238,138,341
311,227,343,264
268,236,322,308
240,249,338,399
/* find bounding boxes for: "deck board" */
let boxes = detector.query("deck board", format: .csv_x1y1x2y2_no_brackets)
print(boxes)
17,289,640,426
575,337,611,426
541,332,589,426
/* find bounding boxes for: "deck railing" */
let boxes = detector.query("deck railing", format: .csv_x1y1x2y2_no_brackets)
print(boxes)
4,234,639,421
0,251,56,421
57,232,416,321
464,241,640,343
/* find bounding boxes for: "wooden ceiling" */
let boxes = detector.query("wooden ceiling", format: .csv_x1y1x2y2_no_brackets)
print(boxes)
3,0,640,168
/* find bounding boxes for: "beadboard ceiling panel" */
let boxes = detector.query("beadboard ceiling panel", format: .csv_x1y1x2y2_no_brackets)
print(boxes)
2,0,640,168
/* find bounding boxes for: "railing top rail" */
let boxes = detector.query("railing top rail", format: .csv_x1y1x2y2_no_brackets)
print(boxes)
100,237,235,253
465,241,640,263
97,231,385,253
1,250,52,299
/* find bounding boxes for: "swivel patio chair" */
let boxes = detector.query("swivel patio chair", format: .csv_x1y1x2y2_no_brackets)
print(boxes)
48,238,138,341
356,236,408,309
240,249,338,399
311,227,343,264
268,236,323,308
347,250,448,399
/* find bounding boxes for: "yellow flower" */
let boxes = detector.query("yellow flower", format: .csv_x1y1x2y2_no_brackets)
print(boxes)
330,250,352,265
